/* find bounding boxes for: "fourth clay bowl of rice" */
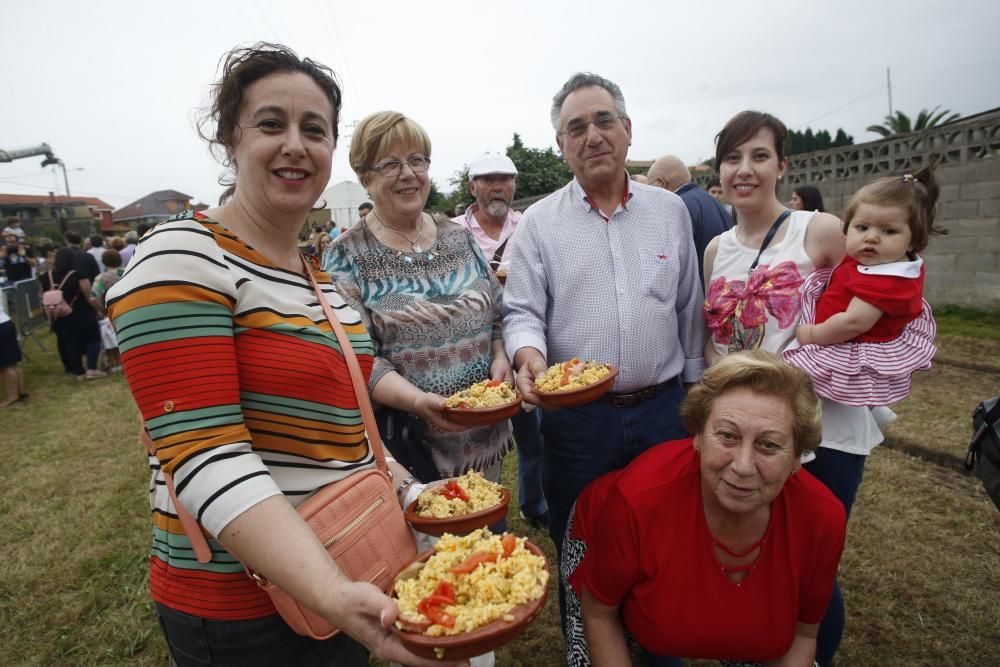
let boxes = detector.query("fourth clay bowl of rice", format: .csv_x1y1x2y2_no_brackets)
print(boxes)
390,529,550,660
442,379,521,427
534,359,617,409
405,471,510,537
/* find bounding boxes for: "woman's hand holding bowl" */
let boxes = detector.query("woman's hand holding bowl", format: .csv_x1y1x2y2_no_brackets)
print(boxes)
412,390,471,432
324,579,468,667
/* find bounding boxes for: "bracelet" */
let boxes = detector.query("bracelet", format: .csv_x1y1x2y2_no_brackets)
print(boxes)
396,476,417,498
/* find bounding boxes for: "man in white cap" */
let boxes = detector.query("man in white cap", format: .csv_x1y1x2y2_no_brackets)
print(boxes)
454,154,519,273
454,154,549,530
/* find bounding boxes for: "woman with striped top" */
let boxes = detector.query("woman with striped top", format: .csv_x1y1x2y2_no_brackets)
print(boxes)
107,44,450,667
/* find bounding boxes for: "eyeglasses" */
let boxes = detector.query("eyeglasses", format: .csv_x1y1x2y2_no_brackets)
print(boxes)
368,154,431,178
559,113,627,139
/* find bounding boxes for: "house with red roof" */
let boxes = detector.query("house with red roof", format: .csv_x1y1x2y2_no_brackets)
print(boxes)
0,192,114,238
112,190,208,230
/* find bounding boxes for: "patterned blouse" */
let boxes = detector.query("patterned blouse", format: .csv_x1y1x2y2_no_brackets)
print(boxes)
324,216,512,477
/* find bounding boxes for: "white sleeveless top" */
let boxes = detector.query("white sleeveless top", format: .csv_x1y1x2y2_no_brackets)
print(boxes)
705,210,882,456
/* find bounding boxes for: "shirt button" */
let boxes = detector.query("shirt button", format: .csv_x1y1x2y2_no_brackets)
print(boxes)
163,400,175,413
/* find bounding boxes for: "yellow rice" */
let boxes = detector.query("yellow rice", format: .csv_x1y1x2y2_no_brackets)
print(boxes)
415,470,503,519
444,380,517,409
535,359,611,393
394,529,549,637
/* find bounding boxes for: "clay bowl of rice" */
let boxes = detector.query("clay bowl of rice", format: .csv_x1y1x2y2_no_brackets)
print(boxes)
390,529,550,660
405,471,510,537
442,379,521,427
534,359,618,409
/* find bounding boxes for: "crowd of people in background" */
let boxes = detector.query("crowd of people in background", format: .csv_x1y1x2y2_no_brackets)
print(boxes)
0,220,152,406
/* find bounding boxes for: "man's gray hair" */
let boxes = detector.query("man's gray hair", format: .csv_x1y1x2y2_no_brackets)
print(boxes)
124,231,139,243
550,72,628,132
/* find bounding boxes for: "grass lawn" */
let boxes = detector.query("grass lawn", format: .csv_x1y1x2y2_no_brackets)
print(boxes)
2,329,998,666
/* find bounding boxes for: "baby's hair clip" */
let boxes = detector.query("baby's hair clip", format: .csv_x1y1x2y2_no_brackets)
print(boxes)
902,174,917,184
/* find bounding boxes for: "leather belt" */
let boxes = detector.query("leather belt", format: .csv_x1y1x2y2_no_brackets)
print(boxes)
601,377,679,409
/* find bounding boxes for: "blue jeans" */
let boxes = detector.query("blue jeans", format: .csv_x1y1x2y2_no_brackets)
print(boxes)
542,380,688,639
803,447,868,667
511,407,548,518
155,604,368,667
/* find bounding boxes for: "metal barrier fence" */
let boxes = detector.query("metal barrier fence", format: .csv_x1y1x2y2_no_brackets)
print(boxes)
1,278,47,350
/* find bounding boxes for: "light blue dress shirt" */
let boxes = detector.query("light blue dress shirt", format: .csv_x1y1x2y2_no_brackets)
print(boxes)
503,178,706,393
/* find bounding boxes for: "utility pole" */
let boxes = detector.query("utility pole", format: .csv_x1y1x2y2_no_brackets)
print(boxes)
887,67,893,117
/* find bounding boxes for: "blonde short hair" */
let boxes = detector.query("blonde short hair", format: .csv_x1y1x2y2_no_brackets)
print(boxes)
681,351,822,455
349,111,431,188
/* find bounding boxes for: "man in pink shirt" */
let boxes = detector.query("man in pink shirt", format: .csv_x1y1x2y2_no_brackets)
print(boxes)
454,153,549,529
454,154,520,272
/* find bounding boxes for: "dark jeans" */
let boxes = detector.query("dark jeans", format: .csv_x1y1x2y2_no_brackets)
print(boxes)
155,604,368,667
803,447,868,667
511,407,547,518
53,313,100,375
542,379,688,637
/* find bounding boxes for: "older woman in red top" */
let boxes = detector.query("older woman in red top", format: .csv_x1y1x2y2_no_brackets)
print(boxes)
564,351,846,666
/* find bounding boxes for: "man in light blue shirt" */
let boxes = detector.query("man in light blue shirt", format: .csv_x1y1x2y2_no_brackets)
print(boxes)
503,73,706,575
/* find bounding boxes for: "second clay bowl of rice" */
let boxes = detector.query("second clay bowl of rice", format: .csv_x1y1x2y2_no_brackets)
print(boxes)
534,360,618,409
390,529,550,660
405,471,511,536
442,379,521,427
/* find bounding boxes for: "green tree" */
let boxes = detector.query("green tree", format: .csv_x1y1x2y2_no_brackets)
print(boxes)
439,134,573,209
833,128,853,147
425,179,445,211
788,127,854,155
505,134,572,199
866,106,960,138
447,166,474,209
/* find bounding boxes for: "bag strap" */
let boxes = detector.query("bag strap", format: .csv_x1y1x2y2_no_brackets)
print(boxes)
489,237,510,271
55,270,76,290
747,210,792,276
140,424,214,563
135,260,389,565
300,254,389,475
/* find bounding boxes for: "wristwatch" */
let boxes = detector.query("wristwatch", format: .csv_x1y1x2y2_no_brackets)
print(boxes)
396,476,418,499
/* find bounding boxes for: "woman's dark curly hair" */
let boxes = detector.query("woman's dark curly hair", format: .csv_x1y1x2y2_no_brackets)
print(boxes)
198,42,342,203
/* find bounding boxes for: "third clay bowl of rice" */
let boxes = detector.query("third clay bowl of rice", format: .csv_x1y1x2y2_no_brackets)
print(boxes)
405,471,511,536
442,379,521,427
390,529,550,660
534,359,618,409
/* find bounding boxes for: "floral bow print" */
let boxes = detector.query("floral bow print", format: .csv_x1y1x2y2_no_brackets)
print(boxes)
704,260,804,346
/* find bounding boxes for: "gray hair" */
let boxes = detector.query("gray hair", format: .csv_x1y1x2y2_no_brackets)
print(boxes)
550,72,628,132
124,231,139,243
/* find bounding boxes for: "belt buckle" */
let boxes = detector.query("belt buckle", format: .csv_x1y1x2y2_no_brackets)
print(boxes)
612,393,640,409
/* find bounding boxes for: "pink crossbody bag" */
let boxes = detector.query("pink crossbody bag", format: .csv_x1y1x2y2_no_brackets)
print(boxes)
140,257,417,639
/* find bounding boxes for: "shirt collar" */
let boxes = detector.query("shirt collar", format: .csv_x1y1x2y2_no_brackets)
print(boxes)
460,202,520,232
855,255,923,278
573,172,634,220
675,182,697,196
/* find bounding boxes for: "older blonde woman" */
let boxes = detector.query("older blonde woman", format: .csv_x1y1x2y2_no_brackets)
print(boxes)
323,111,511,485
564,351,846,666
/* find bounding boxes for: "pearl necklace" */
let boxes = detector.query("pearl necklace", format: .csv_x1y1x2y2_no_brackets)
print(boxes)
371,210,425,253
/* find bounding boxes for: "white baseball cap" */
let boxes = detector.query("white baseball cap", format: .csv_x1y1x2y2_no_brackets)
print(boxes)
468,154,518,178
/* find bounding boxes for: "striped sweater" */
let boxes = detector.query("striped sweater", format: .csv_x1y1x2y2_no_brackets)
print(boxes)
107,212,376,620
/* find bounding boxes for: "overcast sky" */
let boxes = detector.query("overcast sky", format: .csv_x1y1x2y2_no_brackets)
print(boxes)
3,0,998,210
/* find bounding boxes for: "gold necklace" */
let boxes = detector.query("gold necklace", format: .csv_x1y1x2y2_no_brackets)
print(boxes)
371,210,424,252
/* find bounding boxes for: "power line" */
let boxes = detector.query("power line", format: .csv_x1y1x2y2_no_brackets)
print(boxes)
0,179,140,203
0,170,51,180
254,0,282,42
795,84,887,130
